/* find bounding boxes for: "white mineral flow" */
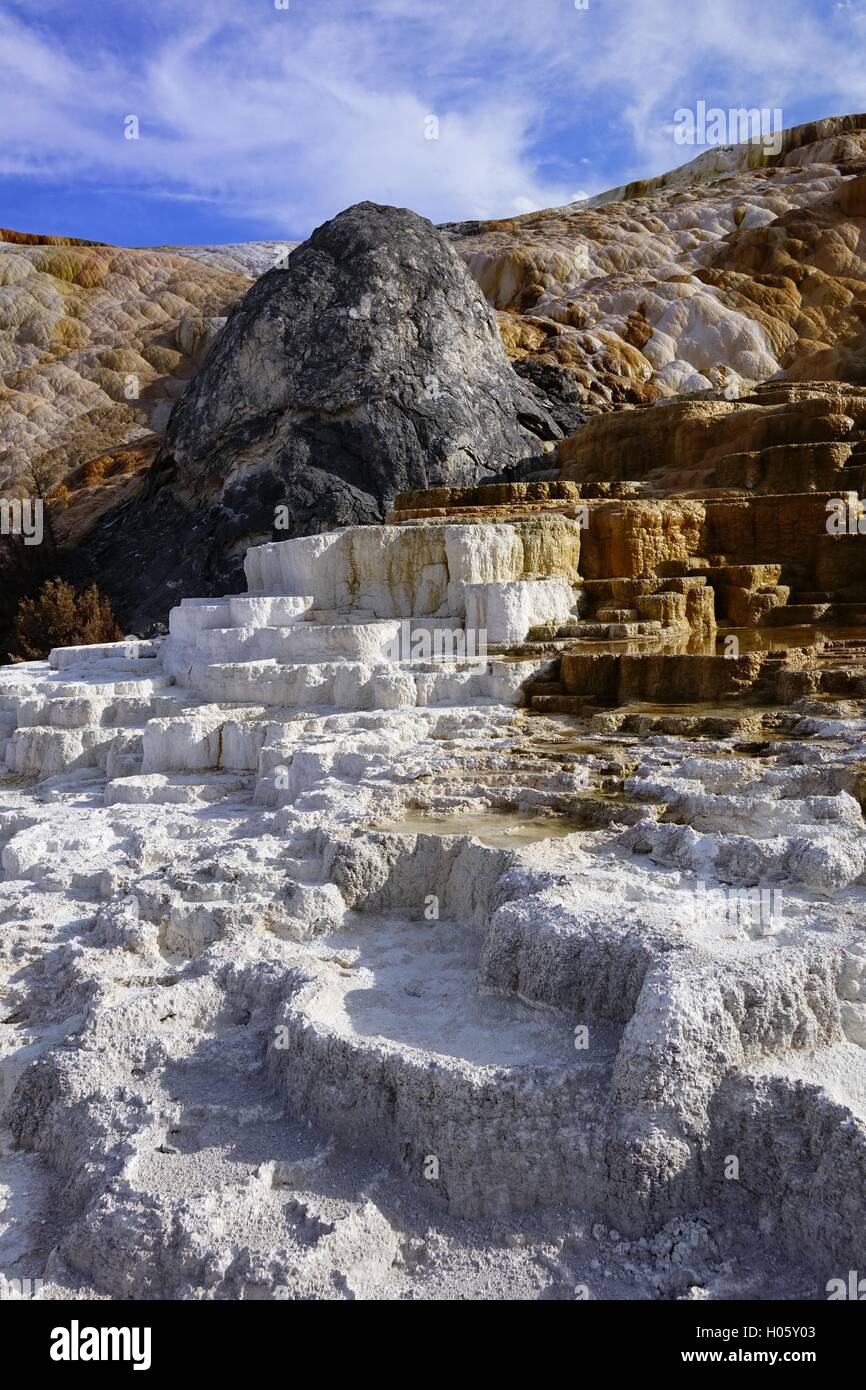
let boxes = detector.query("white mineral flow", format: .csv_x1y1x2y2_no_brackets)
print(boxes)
1,518,865,1300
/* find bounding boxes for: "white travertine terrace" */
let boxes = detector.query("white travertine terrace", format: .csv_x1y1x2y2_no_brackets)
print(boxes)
1,519,865,1300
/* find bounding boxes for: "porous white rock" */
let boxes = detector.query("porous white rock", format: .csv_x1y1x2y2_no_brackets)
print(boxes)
1,521,865,1300
464,578,578,644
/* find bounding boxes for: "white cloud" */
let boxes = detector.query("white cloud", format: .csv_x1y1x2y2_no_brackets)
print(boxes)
0,2,581,230
0,0,865,237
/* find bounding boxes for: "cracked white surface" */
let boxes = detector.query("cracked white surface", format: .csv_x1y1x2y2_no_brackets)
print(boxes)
1,524,865,1300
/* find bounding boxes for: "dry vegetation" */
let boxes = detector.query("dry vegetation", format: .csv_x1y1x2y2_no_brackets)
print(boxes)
9,578,123,662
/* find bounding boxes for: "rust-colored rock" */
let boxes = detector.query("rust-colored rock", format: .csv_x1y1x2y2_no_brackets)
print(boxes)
448,115,866,409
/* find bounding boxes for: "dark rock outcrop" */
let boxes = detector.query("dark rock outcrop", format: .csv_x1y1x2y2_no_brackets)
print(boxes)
73,202,557,627
511,359,590,436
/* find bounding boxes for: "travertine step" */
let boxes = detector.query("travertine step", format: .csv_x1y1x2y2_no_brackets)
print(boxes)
192,620,405,665
11,694,167,730
104,773,254,806
595,607,640,623
5,723,146,778
555,620,661,641
524,679,565,698
19,672,172,700
174,658,524,712
392,481,585,512
140,710,272,774
592,709,766,737
167,600,233,643
827,603,866,625
763,603,831,626
169,595,320,648
823,638,866,654
531,694,586,714
48,641,160,670
228,594,314,626
268,913,621,1217
818,668,866,696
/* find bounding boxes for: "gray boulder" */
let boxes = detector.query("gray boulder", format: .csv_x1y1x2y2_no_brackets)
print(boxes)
73,201,558,626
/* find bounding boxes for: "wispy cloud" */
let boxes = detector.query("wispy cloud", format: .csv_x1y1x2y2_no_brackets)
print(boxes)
1,0,865,239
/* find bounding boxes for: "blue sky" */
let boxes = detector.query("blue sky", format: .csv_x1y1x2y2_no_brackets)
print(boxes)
1,0,864,246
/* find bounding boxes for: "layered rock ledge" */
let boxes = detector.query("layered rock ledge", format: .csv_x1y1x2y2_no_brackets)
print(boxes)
1,422,865,1295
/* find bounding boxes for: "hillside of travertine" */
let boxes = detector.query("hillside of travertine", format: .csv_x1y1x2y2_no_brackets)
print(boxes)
1,117,865,1303
0,231,255,497
3,112,866,576
450,113,866,408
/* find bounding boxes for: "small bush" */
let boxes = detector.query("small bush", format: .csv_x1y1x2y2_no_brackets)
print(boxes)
81,457,106,487
10,578,123,662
